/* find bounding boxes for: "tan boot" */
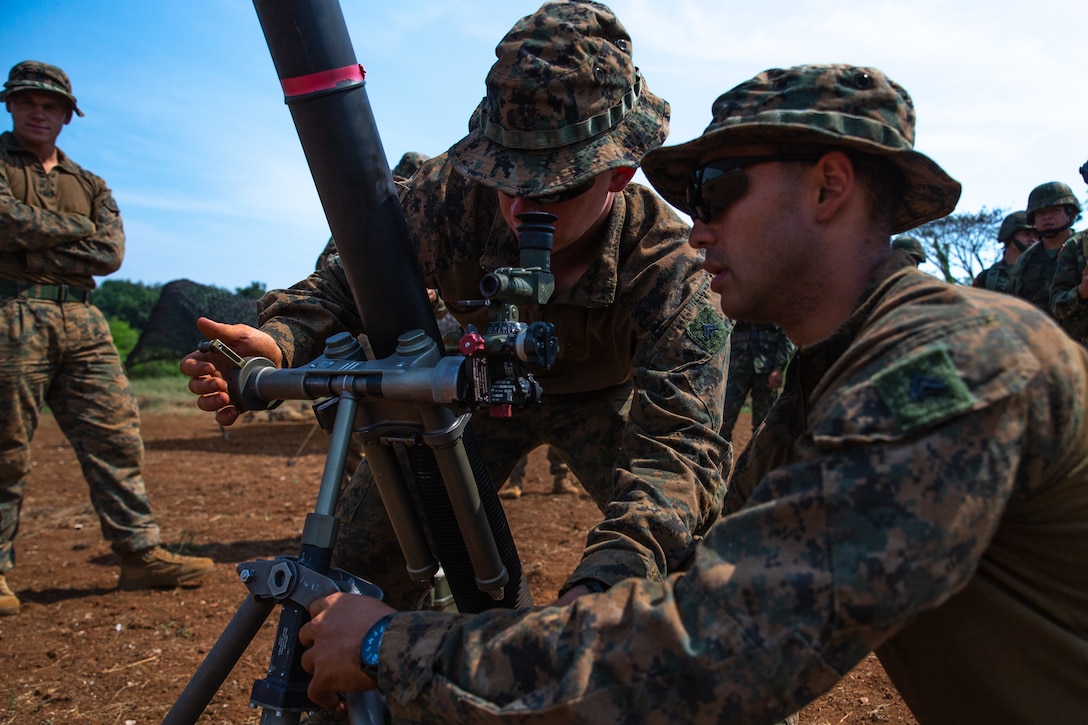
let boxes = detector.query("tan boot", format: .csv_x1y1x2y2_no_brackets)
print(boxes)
118,546,214,590
549,471,579,495
0,574,19,616
498,483,522,500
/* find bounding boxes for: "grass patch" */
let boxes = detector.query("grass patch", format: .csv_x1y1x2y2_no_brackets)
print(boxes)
129,370,203,416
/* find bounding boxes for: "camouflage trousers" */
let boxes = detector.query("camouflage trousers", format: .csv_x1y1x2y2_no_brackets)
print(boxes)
0,298,161,573
332,383,631,610
721,344,782,442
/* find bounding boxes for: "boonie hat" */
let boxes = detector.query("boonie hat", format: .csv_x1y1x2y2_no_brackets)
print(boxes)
0,60,84,117
642,63,961,232
448,1,669,197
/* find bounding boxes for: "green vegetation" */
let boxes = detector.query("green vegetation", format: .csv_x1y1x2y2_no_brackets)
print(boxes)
107,317,139,359
909,207,1006,285
129,369,199,415
93,278,268,412
95,278,163,329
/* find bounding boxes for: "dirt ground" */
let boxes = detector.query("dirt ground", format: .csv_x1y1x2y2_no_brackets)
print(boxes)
0,408,916,725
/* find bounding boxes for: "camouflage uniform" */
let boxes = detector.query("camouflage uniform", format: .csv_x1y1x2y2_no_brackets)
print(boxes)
0,62,210,598
1011,242,1061,313
0,131,163,568
1013,183,1081,315
261,159,728,608
973,210,1033,293
971,258,1015,292
720,321,792,442
1048,229,1088,344
371,245,1088,725
338,65,1087,723
256,3,729,611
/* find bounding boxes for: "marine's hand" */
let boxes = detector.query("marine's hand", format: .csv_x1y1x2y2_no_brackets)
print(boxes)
179,317,283,426
299,593,396,709
768,369,783,389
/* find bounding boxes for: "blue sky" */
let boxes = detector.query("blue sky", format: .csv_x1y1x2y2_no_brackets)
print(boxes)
4,0,1086,291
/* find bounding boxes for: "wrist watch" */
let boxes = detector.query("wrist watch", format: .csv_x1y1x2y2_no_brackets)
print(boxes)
359,614,393,679
575,578,607,594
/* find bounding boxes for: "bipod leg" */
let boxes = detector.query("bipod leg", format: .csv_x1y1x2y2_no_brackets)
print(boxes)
161,594,276,725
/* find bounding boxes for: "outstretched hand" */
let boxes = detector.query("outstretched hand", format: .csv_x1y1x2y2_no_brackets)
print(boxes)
178,317,283,426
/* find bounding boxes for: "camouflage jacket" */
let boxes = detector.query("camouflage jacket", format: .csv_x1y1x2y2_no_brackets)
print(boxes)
0,131,124,287
374,252,1088,724
971,259,1014,293
1048,230,1088,344
1010,239,1061,315
727,321,793,374
258,152,731,592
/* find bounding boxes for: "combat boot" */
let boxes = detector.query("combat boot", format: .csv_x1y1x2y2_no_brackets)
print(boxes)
549,471,579,495
118,546,214,590
0,574,19,616
498,483,522,500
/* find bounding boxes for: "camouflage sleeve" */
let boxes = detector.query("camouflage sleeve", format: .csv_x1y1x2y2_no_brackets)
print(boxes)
1009,253,1026,299
563,234,731,593
1050,239,1086,323
27,176,126,277
378,412,1024,723
373,307,1039,722
0,158,97,253
257,261,363,367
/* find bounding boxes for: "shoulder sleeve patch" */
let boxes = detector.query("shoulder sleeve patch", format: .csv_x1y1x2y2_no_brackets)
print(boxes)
872,346,976,433
686,305,728,355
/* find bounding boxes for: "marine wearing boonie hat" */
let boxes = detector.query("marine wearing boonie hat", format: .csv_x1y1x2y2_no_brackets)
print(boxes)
642,63,961,233
448,0,669,198
0,60,84,117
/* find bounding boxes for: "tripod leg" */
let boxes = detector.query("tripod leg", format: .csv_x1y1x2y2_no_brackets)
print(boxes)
161,594,276,725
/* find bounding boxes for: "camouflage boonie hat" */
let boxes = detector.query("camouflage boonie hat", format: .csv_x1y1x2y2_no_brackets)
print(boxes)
997,210,1032,244
891,235,926,264
448,1,669,197
642,64,961,233
0,60,84,117
392,151,429,180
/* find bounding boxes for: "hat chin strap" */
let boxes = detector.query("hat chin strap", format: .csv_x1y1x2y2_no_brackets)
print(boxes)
1039,222,1072,239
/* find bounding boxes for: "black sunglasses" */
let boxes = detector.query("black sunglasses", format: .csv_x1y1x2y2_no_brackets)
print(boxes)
686,154,823,223
528,177,597,205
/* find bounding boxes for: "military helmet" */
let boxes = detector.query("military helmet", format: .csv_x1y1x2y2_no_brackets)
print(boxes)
448,1,669,198
997,210,1032,244
891,236,926,264
641,64,961,233
1025,181,1081,224
0,60,84,117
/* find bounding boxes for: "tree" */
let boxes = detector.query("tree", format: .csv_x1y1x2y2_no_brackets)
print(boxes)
908,207,1007,285
94,279,162,329
107,317,139,360
235,281,268,300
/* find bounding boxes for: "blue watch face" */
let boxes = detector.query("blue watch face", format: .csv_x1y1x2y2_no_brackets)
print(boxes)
362,617,389,667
